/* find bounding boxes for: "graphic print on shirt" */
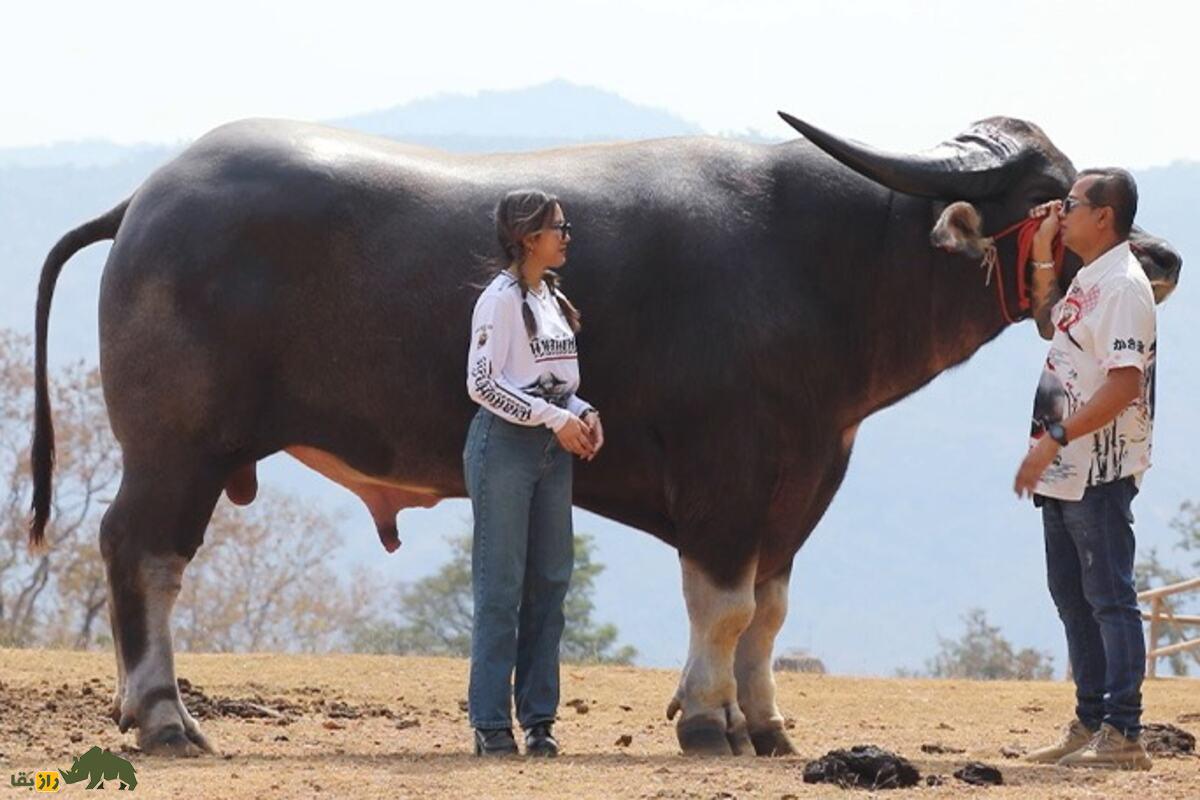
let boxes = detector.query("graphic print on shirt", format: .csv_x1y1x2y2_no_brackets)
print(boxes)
529,335,578,362
521,372,572,407
469,354,534,422
1055,283,1101,350
1030,360,1080,485
1087,339,1155,484
1056,284,1101,331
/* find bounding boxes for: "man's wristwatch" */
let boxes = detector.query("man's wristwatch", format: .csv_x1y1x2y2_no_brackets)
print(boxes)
1046,422,1069,446
580,408,598,422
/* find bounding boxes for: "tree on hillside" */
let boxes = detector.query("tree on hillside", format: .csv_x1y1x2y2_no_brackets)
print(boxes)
1136,500,1200,676
172,490,382,653
0,330,119,648
0,327,379,653
349,531,636,665
898,608,1054,680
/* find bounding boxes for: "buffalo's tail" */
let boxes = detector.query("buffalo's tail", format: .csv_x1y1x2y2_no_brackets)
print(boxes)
29,198,131,551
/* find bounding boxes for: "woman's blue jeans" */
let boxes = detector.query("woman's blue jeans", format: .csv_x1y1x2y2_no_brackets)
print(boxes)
463,406,574,731
1040,476,1145,739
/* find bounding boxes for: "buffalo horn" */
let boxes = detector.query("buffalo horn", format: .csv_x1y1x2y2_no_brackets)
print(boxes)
777,111,1030,199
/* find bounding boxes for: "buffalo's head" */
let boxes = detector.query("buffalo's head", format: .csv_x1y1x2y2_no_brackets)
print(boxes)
778,112,1182,304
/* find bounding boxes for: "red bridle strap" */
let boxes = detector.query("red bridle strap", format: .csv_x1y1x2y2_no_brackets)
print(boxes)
986,216,1066,325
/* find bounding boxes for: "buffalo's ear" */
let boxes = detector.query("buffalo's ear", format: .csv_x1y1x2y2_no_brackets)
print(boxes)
930,201,990,259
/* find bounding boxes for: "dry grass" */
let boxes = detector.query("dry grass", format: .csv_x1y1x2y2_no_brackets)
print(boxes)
1,648,1197,798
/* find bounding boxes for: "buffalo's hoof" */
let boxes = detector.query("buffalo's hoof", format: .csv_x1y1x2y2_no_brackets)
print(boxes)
184,724,215,755
727,721,753,756
138,725,208,757
677,716,732,756
110,690,125,726
750,726,797,757
677,714,753,756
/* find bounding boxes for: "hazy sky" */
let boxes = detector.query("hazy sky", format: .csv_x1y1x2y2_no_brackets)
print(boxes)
5,1,1196,168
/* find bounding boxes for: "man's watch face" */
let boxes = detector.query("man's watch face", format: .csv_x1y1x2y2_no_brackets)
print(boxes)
1048,422,1067,445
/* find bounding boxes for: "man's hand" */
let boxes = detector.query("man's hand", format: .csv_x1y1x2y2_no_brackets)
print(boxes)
581,411,604,461
1028,199,1062,256
1013,436,1059,499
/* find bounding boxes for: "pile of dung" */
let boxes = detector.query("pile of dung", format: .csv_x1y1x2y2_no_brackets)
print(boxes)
802,745,920,790
953,762,1003,786
1143,722,1196,757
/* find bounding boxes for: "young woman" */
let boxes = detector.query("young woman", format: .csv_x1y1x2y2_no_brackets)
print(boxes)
463,189,604,757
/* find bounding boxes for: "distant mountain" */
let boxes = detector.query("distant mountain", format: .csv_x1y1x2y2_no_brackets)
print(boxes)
0,83,1194,675
0,140,179,169
329,79,704,147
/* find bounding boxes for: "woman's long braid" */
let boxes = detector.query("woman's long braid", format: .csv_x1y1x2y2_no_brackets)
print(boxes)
544,272,582,334
512,245,539,338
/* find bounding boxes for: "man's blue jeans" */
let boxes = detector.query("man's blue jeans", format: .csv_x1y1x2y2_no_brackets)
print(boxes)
1039,476,1145,739
463,406,574,731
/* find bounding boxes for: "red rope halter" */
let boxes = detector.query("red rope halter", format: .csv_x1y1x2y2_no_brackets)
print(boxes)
984,216,1066,325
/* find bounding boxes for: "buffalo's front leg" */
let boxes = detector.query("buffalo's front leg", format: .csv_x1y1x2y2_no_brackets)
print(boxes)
666,556,756,756
734,570,796,756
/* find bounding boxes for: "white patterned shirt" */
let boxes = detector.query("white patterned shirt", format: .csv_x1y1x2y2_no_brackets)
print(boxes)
1029,241,1156,501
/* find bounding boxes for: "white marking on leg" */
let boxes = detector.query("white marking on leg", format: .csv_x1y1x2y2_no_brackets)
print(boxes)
670,557,756,732
107,581,127,722
121,553,187,734
735,572,790,735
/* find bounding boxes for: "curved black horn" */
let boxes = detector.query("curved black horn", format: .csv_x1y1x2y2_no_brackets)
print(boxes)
777,111,1031,199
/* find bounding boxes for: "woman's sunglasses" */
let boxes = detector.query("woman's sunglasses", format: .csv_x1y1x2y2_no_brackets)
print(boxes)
544,221,572,239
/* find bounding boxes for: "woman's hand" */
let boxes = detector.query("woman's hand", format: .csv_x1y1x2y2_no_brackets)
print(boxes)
556,415,595,458
582,412,604,461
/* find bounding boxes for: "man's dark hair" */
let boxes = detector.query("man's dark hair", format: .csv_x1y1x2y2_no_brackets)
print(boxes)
1078,167,1138,239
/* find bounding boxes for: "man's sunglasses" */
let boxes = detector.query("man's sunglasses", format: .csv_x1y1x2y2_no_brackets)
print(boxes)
1062,196,1098,214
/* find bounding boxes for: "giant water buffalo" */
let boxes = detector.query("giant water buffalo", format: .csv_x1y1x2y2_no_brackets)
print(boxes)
30,113,1181,757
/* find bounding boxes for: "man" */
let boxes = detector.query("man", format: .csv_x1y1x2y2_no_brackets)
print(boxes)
1014,168,1155,771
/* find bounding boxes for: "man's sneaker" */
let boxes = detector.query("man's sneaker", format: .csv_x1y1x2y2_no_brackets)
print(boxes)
1024,719,1095,764
525,722,559,757
1058,722,1152,770
474,727,518,757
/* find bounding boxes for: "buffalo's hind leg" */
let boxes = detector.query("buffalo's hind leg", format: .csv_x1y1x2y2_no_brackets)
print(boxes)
100,455,226,757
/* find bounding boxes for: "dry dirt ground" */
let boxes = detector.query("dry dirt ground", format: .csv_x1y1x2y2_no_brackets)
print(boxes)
1,649,1197,799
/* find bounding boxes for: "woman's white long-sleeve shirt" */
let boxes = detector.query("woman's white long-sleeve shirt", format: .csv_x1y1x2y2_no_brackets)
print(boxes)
466,270,594,431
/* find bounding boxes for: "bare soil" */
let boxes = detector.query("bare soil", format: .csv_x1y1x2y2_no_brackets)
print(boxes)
1,649,1197,798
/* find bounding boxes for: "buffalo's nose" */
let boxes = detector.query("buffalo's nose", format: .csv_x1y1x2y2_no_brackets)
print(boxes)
1144,239,1183,277
1133,237,1183,303
1161,241,1183,277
